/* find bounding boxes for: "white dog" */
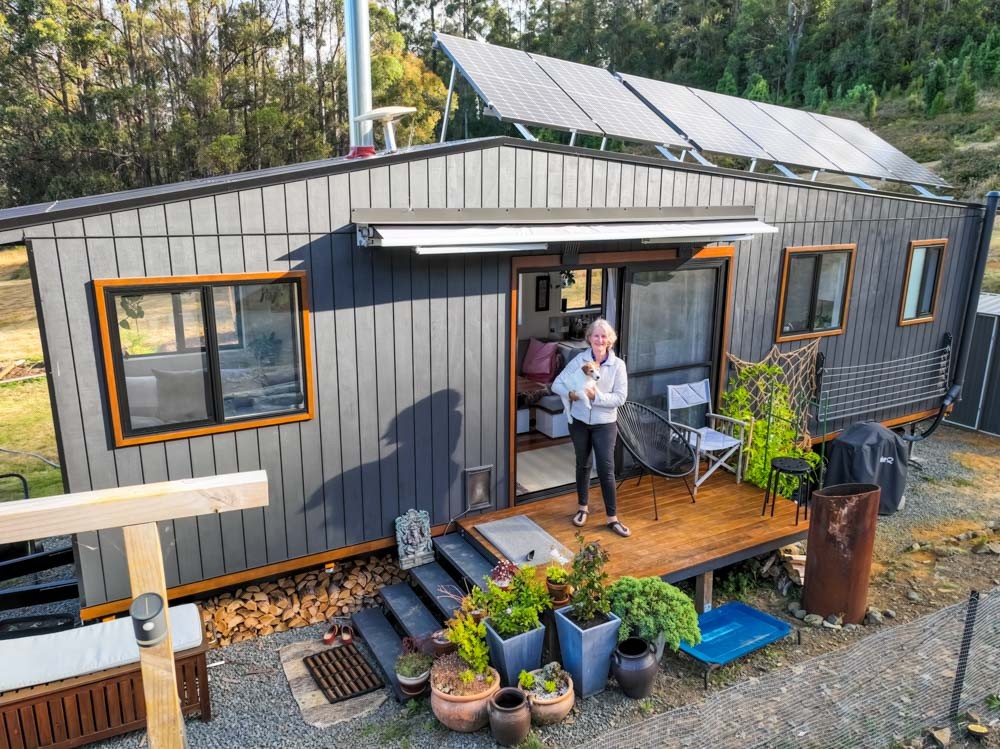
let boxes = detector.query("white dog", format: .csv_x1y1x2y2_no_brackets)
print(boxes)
559,360,601,424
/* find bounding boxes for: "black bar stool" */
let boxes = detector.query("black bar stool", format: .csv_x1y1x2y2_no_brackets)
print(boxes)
761,456,813,524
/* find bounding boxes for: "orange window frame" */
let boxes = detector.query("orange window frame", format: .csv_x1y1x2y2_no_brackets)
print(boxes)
898,239,948,327
94,271,315,447
775,244,857,343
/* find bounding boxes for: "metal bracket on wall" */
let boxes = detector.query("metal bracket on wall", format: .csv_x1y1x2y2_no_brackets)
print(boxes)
911,184,954,201
655,145,681,162
847,175,877,190
773,163,801,180
686,150,715,167
514,123,537,141
439,63,457,143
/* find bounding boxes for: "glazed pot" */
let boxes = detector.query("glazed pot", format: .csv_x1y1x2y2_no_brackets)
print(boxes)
429,629,457,658
611,637,658,699
488,687,531,747
484,619,545,686
430,667,501,732
553,606,621,697
521,671,575,725
396,669,429,698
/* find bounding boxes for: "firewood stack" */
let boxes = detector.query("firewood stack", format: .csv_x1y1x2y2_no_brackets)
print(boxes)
199,554,405,647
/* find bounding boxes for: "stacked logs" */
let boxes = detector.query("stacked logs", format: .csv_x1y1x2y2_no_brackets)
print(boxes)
199,554,404,647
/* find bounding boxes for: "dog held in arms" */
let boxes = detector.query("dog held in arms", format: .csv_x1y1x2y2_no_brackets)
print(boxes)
559,360,601,424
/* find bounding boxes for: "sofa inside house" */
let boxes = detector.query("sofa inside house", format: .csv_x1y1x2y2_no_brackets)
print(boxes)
516,338,590,439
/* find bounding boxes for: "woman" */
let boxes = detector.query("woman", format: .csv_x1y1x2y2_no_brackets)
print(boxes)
551,318,630,537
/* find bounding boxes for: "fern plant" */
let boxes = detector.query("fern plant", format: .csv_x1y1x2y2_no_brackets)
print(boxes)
608,576,701,651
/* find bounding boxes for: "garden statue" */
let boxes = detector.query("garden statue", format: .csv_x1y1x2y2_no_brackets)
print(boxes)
396,509,434,569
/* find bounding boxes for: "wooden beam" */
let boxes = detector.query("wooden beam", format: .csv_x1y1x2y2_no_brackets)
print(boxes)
695,571,713,614
0,471,268,544
123,523,186,749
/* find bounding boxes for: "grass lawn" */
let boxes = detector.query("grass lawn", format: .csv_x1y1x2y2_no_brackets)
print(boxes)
0,378,63,500
0,246,43,362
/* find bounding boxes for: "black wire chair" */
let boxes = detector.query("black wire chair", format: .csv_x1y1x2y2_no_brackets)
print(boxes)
616,401,698,520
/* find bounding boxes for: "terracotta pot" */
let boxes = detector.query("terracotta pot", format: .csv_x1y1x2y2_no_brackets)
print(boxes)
520,671,575,726
611,637,658,699
546,581,569,604
396,669,429,698
429,630,457,658
430,667,501,732
489,687,531,746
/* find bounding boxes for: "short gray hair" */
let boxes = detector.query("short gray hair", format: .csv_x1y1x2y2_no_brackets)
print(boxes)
585,318,618,347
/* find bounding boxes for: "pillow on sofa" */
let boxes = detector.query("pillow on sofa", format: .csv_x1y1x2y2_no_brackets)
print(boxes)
522,338,558,382
152,369,210,424
124,375,158,418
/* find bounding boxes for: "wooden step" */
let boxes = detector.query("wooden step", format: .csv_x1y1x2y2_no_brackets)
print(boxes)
434,534,493,591
409,562,464,620
351,607,404,701
379,583,440,639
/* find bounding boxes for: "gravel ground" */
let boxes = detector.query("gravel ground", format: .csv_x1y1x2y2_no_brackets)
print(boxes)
4,425,998,748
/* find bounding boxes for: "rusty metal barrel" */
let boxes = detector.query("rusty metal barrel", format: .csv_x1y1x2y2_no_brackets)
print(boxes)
801,483,881,624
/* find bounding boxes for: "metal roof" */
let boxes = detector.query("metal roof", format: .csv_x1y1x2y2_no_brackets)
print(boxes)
979,293,1000,317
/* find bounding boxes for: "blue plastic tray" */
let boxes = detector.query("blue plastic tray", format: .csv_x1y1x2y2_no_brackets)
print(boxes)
679,601,792,666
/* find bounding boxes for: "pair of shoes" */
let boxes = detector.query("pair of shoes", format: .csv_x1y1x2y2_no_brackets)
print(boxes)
322,621,355,646
572,509,589,527
607,520,631,537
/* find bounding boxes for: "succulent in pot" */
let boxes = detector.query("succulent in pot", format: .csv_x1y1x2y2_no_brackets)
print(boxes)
482,567,551,686
545,565,570,605
430,612,500,732
517,662,574,725
395,650,434,698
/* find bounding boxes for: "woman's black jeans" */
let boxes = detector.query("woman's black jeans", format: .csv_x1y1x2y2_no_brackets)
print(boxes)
568,419,618,516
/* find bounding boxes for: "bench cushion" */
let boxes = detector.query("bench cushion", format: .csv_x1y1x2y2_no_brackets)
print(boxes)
0,603,203,693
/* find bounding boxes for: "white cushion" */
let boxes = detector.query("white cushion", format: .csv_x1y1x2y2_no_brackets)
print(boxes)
0,603,203,693
688,426,741,452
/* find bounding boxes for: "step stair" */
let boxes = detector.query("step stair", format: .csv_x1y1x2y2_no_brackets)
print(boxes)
379,583,441,639
433,534,494,591
409,562,465,620
351,607,404,701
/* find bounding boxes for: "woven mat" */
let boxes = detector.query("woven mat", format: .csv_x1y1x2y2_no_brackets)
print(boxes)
279,639,387,728
476,515,572,567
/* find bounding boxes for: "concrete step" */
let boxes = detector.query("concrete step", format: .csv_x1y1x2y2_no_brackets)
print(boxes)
351,607,404,701
409,562,465,620
380,582,441,639
433,534,494,591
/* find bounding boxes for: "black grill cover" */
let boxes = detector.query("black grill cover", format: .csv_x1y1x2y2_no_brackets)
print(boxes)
824,423,908,515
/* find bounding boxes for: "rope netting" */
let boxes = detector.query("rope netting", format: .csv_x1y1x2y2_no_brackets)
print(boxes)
728,340,819,446
579,589,999,749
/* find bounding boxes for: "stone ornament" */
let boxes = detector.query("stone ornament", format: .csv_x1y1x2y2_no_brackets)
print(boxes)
396,509,434,570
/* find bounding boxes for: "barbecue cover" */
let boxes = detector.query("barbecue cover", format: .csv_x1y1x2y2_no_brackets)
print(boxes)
823,423,908,515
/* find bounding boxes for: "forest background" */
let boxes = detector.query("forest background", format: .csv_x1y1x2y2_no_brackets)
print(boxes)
1,0,999,209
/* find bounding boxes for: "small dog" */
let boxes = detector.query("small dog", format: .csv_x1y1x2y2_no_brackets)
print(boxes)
560,360,601,424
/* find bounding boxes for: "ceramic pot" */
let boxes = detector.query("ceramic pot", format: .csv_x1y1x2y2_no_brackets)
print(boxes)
429,629,457,658
488,687,531,747
396,669,429,698
430,667,501,732
553,606,621,697
521,671,575,725
546,581,570,604
611,637,658,699
484,619,545,686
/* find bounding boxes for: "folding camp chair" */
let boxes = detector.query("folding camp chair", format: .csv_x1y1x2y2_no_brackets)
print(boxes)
665,379,748,500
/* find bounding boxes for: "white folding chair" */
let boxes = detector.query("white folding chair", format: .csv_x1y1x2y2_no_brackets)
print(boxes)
665,379,748,500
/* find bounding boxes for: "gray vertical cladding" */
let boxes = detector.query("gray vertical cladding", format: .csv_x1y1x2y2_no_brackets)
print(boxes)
24,141,982,606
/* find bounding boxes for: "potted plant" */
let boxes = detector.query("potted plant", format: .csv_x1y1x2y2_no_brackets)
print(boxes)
430,612,500,732
489,559,520,589
395,638,434,698
608,576,701,661
518,663,575,725
545,565,570,605
553,534,621,697
463,585,491,623
483,567,551,686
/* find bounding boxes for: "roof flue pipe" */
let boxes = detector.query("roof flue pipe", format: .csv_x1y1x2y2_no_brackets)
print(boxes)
344,0,375,158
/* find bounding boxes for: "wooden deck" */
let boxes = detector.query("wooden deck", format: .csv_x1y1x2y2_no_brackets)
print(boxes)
460,471,808,585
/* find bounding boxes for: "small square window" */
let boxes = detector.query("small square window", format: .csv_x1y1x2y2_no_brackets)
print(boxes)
900,240,946,325
776,245,855,342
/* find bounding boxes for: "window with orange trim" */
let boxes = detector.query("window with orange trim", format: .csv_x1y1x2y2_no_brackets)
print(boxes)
776,244,855,342
899,239,946,325
95,272,313,446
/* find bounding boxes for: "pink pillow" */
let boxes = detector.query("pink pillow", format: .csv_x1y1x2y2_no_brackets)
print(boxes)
522,338,558,381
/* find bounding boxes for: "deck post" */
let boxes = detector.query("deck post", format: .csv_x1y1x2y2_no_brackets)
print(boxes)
695,571,713,613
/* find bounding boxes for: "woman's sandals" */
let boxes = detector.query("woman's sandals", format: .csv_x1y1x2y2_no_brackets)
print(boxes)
607,520,631,537
572,508,589,527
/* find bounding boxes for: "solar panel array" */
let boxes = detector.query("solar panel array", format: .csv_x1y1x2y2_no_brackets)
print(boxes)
434,33,948,188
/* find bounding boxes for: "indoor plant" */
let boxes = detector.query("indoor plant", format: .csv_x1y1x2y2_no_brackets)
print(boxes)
608,576,701,660
483,567,552,686
517,662,575,725
395,643,434,698
553,534,621,697
545,565,570,605
430,612,500,732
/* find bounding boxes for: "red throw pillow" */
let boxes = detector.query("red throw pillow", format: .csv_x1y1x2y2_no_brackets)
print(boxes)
522,338,558,381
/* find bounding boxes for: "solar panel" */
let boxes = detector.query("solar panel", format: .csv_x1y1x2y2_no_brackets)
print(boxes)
751,102,893,181
811,112,949,187
434,33,601,136
528,53,688,147
619,74,772,161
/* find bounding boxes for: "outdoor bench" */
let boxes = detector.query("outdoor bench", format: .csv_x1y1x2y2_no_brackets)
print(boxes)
0,603,210,749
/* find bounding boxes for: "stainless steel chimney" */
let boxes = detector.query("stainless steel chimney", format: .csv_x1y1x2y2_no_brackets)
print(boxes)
344,0,375,158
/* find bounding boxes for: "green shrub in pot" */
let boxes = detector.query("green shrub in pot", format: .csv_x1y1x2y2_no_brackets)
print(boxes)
608,576,701,660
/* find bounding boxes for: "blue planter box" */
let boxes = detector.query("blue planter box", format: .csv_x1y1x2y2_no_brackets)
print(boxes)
484,619,546,687
554,607,621,697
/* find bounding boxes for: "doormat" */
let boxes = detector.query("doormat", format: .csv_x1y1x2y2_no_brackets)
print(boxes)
475,515,572,567
279,638,387,728
304,643,384,704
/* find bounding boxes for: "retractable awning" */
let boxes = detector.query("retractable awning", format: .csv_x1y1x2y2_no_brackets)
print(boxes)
354,206,776,254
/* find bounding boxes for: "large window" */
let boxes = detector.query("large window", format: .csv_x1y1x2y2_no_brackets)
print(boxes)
900,239,947,325
95,272,313,446
561,268,604,311
776,245,855,342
